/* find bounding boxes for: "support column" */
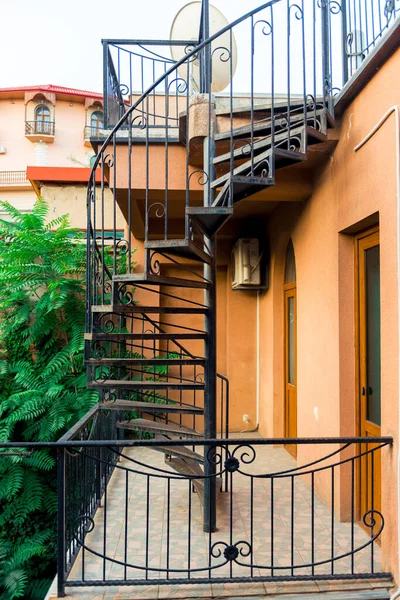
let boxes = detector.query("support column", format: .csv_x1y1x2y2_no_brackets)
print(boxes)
200,0,217,531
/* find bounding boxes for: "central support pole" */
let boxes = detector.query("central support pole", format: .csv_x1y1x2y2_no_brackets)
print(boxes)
200,0,217,534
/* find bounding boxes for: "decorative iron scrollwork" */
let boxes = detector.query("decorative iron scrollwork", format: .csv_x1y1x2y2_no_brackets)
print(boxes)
211,46,232,63
253,19,273,36
188,169,209,187
211,540,252,562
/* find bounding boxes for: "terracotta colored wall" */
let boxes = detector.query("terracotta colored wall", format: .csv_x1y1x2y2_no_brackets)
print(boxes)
258,46,400,580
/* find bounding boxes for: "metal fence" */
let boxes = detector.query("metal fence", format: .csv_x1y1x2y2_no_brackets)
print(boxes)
0,422,392,596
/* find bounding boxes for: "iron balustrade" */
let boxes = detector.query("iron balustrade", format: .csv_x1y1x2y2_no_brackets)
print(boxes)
25,120,55,136
0,424,393,596
343,0,400,80
103,39,195,129
0,170,28,185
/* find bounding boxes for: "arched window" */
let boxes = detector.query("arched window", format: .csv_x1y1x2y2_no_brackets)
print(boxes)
34,105,51,134
90,111,104,133
284,239,296,284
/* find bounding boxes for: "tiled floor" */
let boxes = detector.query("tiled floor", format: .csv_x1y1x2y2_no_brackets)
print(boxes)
59,437,390,600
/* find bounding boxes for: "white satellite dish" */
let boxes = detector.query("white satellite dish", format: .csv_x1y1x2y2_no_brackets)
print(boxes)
170,1,237,93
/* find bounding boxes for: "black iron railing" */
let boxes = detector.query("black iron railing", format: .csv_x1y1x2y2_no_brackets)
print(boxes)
343,0,400,80
0,170,29,185
25,120,55,136
103,40,194,128
0,423,392,596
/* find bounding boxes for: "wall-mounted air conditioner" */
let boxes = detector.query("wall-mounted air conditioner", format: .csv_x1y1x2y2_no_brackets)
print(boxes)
231,238,262,290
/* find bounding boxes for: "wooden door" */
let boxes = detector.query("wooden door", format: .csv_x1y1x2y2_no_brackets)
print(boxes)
284,285,297,457
356,228,381,529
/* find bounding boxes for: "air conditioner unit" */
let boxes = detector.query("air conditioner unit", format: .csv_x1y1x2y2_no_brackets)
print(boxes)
231,238,261,290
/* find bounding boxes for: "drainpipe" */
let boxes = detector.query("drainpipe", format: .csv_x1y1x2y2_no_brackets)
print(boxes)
353,106,400,598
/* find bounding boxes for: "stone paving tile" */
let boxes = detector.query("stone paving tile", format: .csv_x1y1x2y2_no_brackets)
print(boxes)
65,441,384,599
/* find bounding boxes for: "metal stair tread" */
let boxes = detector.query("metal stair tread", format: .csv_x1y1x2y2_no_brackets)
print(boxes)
215,107,327,142
112,272,209,289
144,239,212,264
116,418,202,438
90,305,208,315
167,456,204,478
214,124,326,166
211,146,306,192
101,399,204,414
86,357,205,366
154,435,204,463
88,379,205,390
85,332,207,341
215,96,324,116
186,206,234,237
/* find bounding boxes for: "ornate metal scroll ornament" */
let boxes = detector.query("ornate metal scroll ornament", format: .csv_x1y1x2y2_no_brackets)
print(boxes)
211,46,232,63
148,201,166,219
131,114,147,130
118,83,130,96
317,0,342,13
257,158,272,179
92,342,106,359
74,516,95,545
116,238,129,255
253,19,273,36
118,283,135,305
363,510,384,536
232,443,257,466
168,77,188,94
211,540,252,562
103,390,117,403
188,169,209,187
149,251,161,276
289,2,304,21
206,444,226,466
97,315,115,334
232,138,252,157
102,153,114,168
184,44,198,62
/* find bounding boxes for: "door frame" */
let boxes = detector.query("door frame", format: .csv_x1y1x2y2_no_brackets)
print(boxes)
284,281,297,458
354,225,380,524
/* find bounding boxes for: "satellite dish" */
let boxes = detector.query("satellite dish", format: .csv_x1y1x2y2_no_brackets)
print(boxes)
170,2,237,93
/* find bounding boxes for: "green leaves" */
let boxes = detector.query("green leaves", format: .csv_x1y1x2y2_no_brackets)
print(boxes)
0,198,97,599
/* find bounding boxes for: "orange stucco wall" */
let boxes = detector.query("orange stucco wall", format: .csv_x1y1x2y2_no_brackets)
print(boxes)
257,46,400,580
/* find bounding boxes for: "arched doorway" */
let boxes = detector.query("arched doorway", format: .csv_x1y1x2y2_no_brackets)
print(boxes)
284,240,297,457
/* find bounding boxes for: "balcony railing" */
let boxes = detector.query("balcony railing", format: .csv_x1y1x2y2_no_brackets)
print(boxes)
0,170,29,186
25,120,55,136
103,1,400,129
84,125,105,139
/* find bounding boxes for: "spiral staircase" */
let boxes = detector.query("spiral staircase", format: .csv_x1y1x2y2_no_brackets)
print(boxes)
85,0,340,532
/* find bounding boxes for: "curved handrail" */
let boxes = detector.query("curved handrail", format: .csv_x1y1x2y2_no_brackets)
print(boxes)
88,0,283,180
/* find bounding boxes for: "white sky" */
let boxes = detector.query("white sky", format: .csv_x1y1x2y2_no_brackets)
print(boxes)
0,0,265,93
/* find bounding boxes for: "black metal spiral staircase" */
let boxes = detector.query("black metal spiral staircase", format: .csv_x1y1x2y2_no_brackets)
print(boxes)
85,0,345,532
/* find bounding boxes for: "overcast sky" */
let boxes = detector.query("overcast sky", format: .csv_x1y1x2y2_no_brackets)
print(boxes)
1,0,265,93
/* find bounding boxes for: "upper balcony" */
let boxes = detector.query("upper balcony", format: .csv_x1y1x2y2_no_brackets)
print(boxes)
25,119,55,143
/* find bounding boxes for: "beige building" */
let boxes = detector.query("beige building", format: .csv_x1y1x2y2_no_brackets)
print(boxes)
0,84,104,219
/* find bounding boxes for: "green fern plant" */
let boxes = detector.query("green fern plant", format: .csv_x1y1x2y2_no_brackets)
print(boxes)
0,198,98,599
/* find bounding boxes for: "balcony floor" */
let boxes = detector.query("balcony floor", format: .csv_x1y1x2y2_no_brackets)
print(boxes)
59,434,391,600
